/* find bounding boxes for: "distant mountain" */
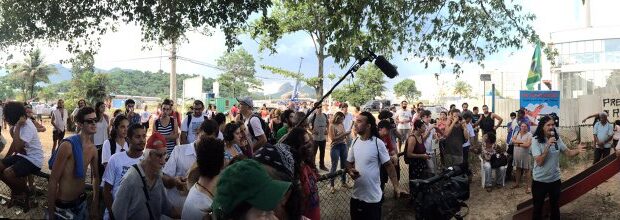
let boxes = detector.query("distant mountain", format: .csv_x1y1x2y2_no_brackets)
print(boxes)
48,64,72,83
45,64,122,83
268,82,316,99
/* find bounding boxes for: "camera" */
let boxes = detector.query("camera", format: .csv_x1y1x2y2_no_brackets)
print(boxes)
430,119,437,124
410,166,470,220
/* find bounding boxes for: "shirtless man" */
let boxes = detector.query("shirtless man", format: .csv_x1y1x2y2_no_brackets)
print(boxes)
47,107,99,220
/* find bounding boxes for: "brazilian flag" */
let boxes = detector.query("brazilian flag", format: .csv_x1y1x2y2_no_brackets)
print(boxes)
526,43,542,90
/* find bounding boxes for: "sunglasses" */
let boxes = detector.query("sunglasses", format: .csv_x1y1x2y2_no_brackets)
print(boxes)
83,118,97,125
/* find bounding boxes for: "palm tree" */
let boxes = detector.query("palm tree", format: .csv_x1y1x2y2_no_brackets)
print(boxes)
453,80,473,98
8,49,57,100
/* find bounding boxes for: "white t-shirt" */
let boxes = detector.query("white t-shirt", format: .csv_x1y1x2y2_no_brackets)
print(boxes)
163,142,197,210
347,137,390,203
244,116,265,147
94,118,109,146
163,143,196,178
52,108,68,132
396,109,412,130
343,112,354,133
35,104,44,114
181,115,205,144
424,125,435,154
463,123,475,148
102,151,143,220
217,131,224,140
140,111,151,123
15,120,44,168
182,185,213,220
614,125,620,141
101,139,129,164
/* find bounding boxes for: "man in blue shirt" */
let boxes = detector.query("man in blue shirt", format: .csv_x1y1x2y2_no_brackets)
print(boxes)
593,112,614,164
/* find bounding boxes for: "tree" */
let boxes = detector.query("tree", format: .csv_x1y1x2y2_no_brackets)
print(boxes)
331,65,385,107
0,75,16,100
0,0,271,53
453,80,473,98
250,0,553,99
216,48,262,98
61,52,107,109
394,79,422,101
6,49,57,100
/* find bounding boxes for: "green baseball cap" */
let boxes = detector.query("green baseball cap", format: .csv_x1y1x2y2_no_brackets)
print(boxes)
212,159,291,218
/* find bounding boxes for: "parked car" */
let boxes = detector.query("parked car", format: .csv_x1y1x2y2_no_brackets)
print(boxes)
424,105,448,119
29,102,55,118
362,100,391,112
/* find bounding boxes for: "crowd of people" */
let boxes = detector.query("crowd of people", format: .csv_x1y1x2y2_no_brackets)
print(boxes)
0,96,613,220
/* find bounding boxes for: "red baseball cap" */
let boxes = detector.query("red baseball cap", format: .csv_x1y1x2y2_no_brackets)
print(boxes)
146,132,167,150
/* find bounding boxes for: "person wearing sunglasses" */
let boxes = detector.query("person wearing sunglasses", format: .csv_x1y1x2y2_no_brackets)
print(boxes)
0,102,44,211
112,132,181,219
48,107,100,219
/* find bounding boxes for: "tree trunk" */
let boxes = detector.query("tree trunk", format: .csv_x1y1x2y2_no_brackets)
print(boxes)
315,41,326,99
30,75,35,100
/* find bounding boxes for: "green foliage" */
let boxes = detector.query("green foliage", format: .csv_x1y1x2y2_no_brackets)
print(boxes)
105,69,215,99
453,80,473,98
0,0,271,56
250,0,550,97
393,79,422,101
216,48,261,98
6,49,57,100
0,75,16,100
331,65,385,107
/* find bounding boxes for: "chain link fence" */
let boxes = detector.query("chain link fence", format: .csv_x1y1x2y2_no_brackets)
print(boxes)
0,125,598,218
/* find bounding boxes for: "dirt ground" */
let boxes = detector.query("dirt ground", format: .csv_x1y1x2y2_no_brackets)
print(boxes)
2,120,620,219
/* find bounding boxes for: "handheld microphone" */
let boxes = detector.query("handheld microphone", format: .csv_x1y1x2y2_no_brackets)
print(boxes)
550,130,558,150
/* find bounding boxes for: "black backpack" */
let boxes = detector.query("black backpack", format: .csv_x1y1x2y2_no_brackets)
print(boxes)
108,138,119,154
310,113,329,130
186,112,209,128
241,113,275,145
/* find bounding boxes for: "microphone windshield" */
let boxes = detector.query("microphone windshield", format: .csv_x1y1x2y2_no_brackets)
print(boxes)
374,55,398,79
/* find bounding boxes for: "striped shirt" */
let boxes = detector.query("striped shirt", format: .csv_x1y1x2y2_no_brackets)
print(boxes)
155,117,176,154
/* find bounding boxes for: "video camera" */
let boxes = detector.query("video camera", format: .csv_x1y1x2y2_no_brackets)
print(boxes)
410,166,470,220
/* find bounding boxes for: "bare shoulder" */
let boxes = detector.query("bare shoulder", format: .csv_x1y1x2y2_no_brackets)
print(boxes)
57,141,73,157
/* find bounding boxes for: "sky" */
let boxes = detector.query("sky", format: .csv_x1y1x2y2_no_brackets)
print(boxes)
4,0,620,99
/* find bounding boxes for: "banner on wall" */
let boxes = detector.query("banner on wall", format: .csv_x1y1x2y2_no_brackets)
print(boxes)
602,96,620,121
519,91,561,121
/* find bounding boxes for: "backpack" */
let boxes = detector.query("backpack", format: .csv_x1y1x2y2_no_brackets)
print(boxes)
310,113,329,130
241,113,275,145
479,113,495,133
109,138,117,154
186,112,209,128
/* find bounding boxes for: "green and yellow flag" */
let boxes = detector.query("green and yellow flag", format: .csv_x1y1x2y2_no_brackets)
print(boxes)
526,43,542,90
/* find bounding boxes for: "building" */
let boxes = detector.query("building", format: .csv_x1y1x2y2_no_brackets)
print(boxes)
549,1,620,98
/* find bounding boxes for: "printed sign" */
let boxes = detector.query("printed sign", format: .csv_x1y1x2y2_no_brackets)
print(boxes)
519,91,561,121
602,96,620,121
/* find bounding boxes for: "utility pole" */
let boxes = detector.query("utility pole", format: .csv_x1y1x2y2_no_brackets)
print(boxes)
170,40,178,102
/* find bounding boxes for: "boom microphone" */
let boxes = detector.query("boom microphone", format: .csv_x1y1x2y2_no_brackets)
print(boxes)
374,55,399,78
367,49,399,78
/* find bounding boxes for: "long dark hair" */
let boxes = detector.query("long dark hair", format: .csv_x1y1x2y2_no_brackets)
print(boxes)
110,115,128,141
360,111,379,138
533,115,554,144
95,102,105,122
281,127,309,220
